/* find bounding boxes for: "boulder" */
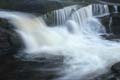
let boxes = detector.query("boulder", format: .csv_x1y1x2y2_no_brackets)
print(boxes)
0,19,24,55
91,62,120,80
111,62,120,74
99,13,120,35
110,14,120,34
0,0,105,15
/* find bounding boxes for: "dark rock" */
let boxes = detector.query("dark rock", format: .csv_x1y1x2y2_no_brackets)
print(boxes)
111,62,120,74
118,6,120,12
110,14,120,34
0,0,107,15
93,62,120,80
0,54,64,80
106,5,120,13
99,13,120,35
92,73,116,80
108,5,116,13
0,19,24,55
99,0,120,4
92,62,120,80
101,34,120,41
99,15,111,34
91,62,120,80
0,0,66,15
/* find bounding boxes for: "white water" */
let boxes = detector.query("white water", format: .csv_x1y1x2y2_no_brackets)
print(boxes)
0,4,120,80
114,5,118,13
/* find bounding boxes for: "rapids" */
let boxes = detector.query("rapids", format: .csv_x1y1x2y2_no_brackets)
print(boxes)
0,4,120,80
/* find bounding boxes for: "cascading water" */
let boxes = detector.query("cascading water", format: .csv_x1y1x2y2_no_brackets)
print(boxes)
43,5,79,25
109,17,113,34
0,4,120,80
114,5,118,13
92,4,109,16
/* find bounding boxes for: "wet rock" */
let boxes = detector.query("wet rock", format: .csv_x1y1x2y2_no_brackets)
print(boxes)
99,15,111,34
110,14,120,34
101,34,120,41
0,0,65,14
0,54,64,80
0,19,24,55
108,5,119,13
92,73,117,80
0,0,105,15
99,13,120,35
99,0,120,4
99,13,120,41
111,62,120,74
92,62,120,80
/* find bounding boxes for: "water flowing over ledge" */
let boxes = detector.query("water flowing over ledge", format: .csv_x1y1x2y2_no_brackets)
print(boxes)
0,3,120,80
43,4,117,26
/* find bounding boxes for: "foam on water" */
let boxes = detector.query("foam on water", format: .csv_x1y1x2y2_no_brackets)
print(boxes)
0,4,120,80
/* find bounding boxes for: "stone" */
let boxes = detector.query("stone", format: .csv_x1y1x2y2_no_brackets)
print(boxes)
101,34,120,41
111,62,120,74
110,14,120,34
99,0,120,4
99,13,120,35
0,0,66,14
0,19,24,55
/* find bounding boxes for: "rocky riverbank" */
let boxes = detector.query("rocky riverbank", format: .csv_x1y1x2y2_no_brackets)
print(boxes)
0,0,120,80
0,19,23,55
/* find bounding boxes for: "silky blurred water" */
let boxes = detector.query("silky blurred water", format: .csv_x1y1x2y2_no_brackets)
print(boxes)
0,3,120,80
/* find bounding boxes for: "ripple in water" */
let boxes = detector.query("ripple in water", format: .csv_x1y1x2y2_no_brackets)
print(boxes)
0,4,120,80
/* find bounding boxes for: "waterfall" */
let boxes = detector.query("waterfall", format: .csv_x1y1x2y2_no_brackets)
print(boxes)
43,4,109,26
92,4,109,16
114,5,118,13
43,5,78,25
0,4,120,80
